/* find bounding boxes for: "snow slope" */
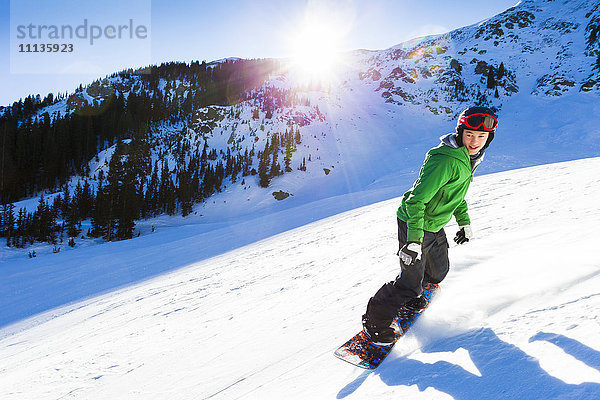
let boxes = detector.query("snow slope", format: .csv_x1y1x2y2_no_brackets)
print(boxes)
1,156,599,399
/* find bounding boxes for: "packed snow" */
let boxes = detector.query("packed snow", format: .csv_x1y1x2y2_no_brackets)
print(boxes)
1,156,599,399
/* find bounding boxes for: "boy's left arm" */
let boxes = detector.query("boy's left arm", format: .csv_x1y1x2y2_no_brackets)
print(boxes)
453,199,470,227
453,199,473,244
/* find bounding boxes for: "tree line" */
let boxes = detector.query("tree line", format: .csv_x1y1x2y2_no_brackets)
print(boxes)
0,57,319,248
0,123,305,247
0,58,280,204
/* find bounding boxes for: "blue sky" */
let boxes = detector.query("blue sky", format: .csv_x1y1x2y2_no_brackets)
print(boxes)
0,0,518,106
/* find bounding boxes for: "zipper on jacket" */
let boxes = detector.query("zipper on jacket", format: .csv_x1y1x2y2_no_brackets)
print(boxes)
431,190,445,212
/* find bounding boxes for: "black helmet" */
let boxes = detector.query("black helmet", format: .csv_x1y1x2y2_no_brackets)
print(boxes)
455,106,498,150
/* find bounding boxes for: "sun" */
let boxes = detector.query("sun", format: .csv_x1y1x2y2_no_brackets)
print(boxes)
289,22,344,85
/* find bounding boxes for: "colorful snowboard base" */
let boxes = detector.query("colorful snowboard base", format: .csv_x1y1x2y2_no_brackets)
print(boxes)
334,283,439,369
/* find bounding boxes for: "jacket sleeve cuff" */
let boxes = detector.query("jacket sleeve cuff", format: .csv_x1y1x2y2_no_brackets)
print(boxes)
455,214,471,227
407,229,424,243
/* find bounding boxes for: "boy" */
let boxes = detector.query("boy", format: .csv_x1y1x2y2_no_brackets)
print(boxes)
362,106,499,345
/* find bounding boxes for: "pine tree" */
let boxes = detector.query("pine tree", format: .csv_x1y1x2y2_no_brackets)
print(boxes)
103,148,124,241
299,157,307,171
487,66,496,89
177,166,194,217
157,159,177,216
112,143,140,240
284,141,294,173
270,150,281,177
116,169,137,240
15,207,28,248
145,162,160,217
1,203,16,247
202,164,215,197
34,194,56,243
258,141,271,188
91,180,109,238
294,127,302,145
271,133,280,153
214,161,225,192
82,180,94,219
64,192,81,239
61,183,71,218
200,142,208,175
159,160,171,213
498,62,505,80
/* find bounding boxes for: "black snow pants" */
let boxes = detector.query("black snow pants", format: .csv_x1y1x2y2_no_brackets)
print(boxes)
364,218,450,328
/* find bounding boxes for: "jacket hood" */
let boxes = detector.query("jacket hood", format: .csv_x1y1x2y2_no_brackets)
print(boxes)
440,133,460,149
436,133,485,171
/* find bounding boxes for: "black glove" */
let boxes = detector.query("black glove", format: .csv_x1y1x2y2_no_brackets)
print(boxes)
454,225,473,245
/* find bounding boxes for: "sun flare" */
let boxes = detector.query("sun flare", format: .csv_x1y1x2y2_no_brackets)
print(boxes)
289,22,344,85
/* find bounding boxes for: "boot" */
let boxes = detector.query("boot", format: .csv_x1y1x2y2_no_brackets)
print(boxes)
362,314,401,345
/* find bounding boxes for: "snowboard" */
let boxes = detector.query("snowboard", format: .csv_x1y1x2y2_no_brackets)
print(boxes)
334,282,439,369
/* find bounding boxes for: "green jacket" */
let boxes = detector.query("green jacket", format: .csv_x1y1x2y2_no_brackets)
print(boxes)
397,135,481,243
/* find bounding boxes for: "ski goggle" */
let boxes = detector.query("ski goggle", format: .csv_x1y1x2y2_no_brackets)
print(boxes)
459,113,498,131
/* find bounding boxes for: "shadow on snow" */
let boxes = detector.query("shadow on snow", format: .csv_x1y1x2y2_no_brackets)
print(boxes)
338,328,600,399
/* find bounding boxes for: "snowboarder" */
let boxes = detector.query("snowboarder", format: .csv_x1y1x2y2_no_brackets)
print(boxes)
362,106,499,345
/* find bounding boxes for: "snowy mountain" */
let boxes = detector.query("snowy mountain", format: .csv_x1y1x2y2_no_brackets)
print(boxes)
365,0,600,108
2,0,599,235
1,156,599,399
